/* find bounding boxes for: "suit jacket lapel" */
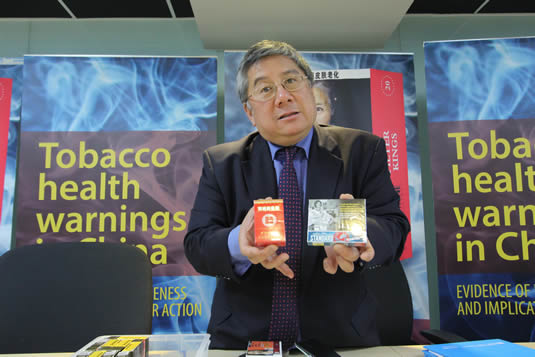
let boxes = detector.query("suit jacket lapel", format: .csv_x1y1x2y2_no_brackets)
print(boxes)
242,134,278,202
302,126,343,284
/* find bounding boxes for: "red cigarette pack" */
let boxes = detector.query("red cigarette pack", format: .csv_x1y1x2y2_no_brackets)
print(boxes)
246,341,282,356
253,199,285,247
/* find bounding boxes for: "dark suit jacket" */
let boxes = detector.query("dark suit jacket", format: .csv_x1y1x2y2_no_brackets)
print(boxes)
184,124,410,349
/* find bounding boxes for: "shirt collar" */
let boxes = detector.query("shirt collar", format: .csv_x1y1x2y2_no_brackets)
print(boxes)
267,127,313,161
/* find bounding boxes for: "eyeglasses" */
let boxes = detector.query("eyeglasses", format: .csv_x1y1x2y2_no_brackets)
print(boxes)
247,74,308,102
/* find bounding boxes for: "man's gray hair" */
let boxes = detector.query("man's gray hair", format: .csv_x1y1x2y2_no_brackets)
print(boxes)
236,40,314,103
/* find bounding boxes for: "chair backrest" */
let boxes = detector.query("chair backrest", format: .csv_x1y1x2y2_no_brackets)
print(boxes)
0,242,153,353
364,260,414,345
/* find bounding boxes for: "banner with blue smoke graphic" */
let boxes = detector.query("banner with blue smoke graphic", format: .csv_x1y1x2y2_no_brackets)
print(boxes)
425,37,535,341
224,51,429,339
15,56,217,334
0,58,23,256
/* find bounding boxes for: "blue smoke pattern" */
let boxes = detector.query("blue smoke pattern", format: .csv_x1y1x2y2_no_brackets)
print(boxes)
223,51,428,321
21,56,217,132
425,37,535,123
0,61,23,255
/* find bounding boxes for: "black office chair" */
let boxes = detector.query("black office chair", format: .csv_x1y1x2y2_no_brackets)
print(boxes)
364,260,414,345
0,242,153,353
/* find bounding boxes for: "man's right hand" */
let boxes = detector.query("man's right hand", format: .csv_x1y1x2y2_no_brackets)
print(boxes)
239,203,295,279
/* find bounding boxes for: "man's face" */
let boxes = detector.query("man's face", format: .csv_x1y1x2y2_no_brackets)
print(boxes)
243,55,316,146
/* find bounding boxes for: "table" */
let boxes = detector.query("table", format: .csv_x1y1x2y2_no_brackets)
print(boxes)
1,343,534,357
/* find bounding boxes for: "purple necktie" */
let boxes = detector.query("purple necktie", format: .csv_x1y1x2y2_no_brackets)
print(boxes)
268,146,302,349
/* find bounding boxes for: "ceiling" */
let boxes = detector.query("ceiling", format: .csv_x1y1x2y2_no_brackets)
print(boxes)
3,0,534,19
2,0,534,50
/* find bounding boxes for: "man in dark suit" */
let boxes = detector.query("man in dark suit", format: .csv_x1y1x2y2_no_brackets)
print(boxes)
184,40,410,350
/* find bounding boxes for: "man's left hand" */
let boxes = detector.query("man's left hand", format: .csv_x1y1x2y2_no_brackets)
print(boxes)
323,193,375,274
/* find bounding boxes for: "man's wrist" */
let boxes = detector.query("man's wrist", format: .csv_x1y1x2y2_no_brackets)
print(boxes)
228,225,251,276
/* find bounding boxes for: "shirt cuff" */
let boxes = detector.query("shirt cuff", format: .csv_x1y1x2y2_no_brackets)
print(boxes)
228,225,251,276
